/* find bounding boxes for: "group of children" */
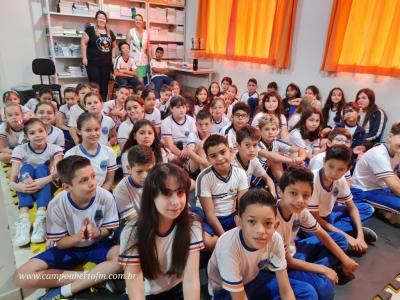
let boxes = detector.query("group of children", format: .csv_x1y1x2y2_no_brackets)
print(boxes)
3,76,399,300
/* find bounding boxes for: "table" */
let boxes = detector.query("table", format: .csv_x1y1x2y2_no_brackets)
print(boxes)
168,66,214,86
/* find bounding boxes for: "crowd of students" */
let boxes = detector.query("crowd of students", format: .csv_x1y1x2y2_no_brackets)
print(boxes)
2,75,399,300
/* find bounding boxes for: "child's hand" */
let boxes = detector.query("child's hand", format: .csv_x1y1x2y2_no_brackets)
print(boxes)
86,221,101,240
179,148,189,160
289,98,301,106
18,181,40,194
79,218,89,240
348,236,368,253
353,145,366,155
342,257,358,276
291,157,304,165
321,266,339,285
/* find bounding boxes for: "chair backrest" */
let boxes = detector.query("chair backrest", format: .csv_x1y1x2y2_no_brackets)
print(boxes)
32,58,56,76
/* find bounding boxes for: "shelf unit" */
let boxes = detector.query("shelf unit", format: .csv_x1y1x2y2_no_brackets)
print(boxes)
42,0,186,84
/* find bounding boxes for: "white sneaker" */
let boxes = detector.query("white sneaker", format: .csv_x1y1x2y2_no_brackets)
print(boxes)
31,213,46,244
15,214,31,247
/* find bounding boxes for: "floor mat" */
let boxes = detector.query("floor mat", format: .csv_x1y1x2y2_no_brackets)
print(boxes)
335,217,400,299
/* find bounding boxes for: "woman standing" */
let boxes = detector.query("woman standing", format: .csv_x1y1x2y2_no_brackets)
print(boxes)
81,10,117,101
127,14,150,84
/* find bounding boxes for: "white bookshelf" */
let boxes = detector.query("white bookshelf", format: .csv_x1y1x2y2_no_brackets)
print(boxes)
43,0,186,84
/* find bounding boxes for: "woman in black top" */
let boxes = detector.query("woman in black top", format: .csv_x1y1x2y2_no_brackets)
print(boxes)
81,10,117,101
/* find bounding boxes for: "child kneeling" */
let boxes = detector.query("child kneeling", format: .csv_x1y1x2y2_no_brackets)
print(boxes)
14,155,121,300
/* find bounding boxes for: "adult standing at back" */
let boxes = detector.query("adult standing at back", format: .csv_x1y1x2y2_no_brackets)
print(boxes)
81,10,117,101
126,14,150,85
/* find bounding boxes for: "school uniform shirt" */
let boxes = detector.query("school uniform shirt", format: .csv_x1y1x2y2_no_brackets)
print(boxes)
145,108,162,128
11,142,63,167
207,228,286,295
287,113,301,131
219,123,238,152
58,103,73,127
211,116,230,135
68,103,86,128
150,59,168,79
326,108,340,129
18,125,65,148
308,168,352,217
156,98,170,114
119,219,204,295
240,91,259,103
120,148,170,176
102,100,127,127
251,113,287,132
195,165,248,216
276,201,320,256
232,153,266,185
288,128,320,155
335,122,365,148
226,99,238,119
352,143,400,191
258,139,292,167
309,152,351,181
117,117,136,145
99,115,116,146
0,123,23,149
113,175,142,220
161,115,196,147
114,54,137,73
65,144,118,186
46,187,119,247
24,98,58,113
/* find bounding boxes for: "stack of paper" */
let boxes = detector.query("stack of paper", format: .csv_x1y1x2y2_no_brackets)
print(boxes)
166,8,176,23
58,0,73,14
149,7,166,22
63,28,78,35
167,43,177,58
88,2,99,16
176,10,184,24
149,28,159,40
49,26,64,35
176,26,184,42
64,66,85,77
120,7,132,19
107,4,121,18
70,44,81,57
176,45,184,59
72,3,89,15
136,7,146,18
159,28,168,41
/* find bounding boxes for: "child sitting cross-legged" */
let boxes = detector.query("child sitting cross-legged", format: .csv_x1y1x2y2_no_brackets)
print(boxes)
277,166,359,300
195,134,249,250
207,189,315,300
14,155,121,300
233,124,276,197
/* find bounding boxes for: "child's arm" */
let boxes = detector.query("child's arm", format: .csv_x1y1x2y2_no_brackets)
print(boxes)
182,250,201,300
187,143,210,169
109,127,117,146
262,174,276,198
259,149,292,164
230,292,248,300
102,170,115,191
285,248,338,284
56,112,69,131
344,200,368,253
9,161,38,194
199,196,225,236
275,269,295,300
125,264,145,299
237,188,248,203
290,146,307,162
162,136,181,156
314,227,358,275
69,127,80,145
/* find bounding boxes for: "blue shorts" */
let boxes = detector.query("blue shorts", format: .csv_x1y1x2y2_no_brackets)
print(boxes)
191,207,236,236
33,239,115,270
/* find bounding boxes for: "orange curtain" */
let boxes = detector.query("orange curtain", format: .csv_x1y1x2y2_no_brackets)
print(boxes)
322,0,400,77
195,0,298,68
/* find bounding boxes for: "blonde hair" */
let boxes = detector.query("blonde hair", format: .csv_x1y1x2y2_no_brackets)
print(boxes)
3,91,20,104
94,11,111,38
4,103,23,135
258,115,279,130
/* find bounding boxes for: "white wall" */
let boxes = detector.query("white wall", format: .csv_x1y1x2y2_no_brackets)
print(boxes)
185,0,400,132
0,0,47,91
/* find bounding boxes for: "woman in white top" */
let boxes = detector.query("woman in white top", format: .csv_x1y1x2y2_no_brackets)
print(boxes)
127,14,150,84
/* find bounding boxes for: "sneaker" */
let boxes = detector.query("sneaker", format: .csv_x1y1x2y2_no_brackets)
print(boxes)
362,226,378,244
37,287,67,300
382,211,400,226
15,214,31,247
31,213,46,244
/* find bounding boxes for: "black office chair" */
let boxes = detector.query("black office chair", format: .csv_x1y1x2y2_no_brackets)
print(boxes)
32,58,63,106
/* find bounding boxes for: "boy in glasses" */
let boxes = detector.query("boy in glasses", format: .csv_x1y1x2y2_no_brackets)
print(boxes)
220,102,250,152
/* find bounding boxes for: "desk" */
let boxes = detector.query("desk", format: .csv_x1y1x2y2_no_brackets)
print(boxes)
168,66,214,86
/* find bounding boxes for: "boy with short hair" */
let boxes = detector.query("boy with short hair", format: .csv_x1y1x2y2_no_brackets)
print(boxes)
156,84,172,117
161,95,196,159
208,189,315,300
309,145,376,254
102,85,129,127
114,41,140,89
352,122,400,224
257,115,306,181
195,134,249,250
240,78,259,119
69,83,91,144
114,145,155,222
14,155,120,299
277,166,359,300
233,124,276,196
150,47,173,97
185,109,213,174
220,102,250,152
56,87,78,146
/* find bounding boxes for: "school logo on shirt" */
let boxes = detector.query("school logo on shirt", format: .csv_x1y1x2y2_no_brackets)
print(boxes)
185,131,190,137
102,127,109,135
100,160,108,170
333,187,339,197
292,219,300,232
94,210,103,222
257,259,269,270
